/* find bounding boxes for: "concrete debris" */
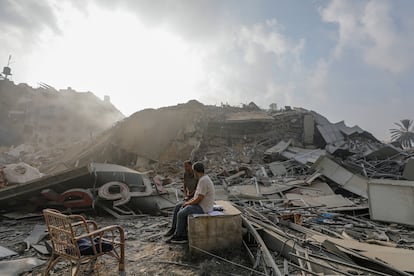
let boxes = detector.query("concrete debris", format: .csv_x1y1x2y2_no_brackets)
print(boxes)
368,179,414,226
1,99,414,274
0,245,17,259
265,141,326,165
23,224,47,250
0,257,45,276
403,157,414,180
285,193,355,208
312,156,369,198
268,162,287,176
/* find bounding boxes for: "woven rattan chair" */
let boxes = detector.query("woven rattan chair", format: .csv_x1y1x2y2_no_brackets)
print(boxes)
43,209,125,275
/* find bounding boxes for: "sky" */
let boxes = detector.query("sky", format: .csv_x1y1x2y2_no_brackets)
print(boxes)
1,0,413,141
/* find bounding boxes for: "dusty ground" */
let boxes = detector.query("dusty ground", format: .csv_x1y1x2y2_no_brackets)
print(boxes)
0,213,253,276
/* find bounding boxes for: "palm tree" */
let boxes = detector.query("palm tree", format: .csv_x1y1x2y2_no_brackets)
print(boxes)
390,119,414,148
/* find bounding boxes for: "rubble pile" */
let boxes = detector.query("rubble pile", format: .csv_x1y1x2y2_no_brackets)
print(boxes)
0,100,414,275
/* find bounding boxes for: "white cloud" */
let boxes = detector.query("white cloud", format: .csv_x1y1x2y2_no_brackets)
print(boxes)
362,1,414,74
237,19,305,69
197,18,306,109
321,0,414,74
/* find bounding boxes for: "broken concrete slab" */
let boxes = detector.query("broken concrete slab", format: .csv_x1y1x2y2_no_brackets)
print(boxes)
303,114,315,146
264,140,291,161
313,113,345,145
368,179,414,226
228,183,287,199
312,156,368,198
0,245,17,259
294,182,335,197
23,224,47,248
284,147,326,165
268,162,287,176
364,144,403,160
31,244,50,255
403,158,414,180
310,234,414,273
285,194,355,209
264,140,326,165
0,257,45,275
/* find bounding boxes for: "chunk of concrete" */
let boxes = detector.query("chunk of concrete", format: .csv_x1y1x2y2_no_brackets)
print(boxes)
303,114,315,145
0,257,45,275
368,179,414,226
0,245,17,259
23,224,47,248
268,162,287,176
403,158,414,180
312,156,368,198
188,200,242,253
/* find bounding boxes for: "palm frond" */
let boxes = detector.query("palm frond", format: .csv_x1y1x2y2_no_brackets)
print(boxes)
400,119,413,131
389,119,414,148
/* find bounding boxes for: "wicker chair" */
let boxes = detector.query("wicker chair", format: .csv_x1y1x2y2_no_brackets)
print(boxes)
43,209,125,275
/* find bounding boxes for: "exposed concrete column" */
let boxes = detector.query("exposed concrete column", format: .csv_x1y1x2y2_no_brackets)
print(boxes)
303,114,315,146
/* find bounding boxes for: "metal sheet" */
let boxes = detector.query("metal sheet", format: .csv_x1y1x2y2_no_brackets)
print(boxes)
368,179,414,226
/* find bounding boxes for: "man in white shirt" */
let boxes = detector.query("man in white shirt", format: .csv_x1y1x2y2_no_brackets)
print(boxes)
166,161,215,244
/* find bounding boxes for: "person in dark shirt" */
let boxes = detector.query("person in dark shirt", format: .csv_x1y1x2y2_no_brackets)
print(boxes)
183,160,198,200
164,160,198,237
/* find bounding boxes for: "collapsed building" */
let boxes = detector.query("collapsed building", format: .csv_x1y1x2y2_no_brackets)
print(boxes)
0,93,414,274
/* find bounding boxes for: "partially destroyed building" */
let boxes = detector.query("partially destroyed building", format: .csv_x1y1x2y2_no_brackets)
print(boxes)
0,79,124,147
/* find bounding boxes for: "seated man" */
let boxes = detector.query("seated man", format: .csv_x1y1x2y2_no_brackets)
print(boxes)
166,161,215,244
164,160,198,237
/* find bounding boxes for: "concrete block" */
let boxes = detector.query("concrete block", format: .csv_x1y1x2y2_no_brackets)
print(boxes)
368,179,414,226
188,200,242,253
403,158,414,180
303,114,314,145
